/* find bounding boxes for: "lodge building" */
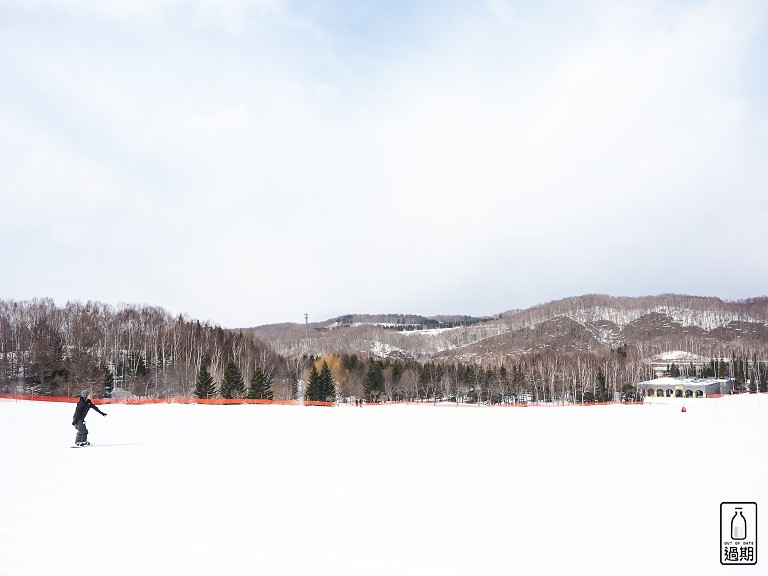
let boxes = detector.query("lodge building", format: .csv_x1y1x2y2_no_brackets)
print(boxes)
642,376,732,399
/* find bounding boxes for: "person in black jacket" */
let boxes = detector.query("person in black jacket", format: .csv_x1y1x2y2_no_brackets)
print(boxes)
72,390,107,446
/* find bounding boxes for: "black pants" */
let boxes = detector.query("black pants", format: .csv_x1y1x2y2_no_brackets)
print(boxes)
74,421,88,444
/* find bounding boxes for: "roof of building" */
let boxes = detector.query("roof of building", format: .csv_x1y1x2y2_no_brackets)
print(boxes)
640,376,731,389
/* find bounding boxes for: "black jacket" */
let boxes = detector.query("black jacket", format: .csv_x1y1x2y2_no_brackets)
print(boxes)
72,397,106,425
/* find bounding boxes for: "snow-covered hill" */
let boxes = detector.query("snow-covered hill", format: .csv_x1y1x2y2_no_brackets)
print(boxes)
2,396,766,576
256,294,768,362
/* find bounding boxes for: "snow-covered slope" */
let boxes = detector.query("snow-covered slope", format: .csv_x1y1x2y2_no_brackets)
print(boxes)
1,396,766,576
258,295,768,361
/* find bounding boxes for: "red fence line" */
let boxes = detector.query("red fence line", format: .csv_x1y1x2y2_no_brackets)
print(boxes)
6,393,762,407
0,394,333,407
0,393,643,408
353,399,645,408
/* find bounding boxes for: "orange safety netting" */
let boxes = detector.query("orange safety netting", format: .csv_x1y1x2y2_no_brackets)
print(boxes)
0,394,333,407
0,393,648,407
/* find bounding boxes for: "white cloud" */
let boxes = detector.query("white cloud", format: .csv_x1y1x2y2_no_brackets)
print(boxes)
1,0,766,326
0,0,286,23
486,0,513,23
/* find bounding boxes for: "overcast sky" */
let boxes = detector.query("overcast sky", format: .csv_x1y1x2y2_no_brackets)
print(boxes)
1,0,766,328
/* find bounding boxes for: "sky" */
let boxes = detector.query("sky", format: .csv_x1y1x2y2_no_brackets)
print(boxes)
1,0,767,328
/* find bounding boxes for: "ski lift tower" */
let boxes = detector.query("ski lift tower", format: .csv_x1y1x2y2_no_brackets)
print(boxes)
304,313,309,353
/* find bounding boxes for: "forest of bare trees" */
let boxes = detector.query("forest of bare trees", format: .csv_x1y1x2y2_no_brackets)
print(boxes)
319,349,653,404
0,299,294,399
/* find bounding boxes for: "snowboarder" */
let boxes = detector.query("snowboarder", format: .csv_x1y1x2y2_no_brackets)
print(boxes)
72,390,107,446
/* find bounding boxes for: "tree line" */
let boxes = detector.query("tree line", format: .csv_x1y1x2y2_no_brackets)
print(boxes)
666,356,768,393
2,299,766,405
0,299,294,399
193,360,276,400
314,350,651,404
307,345,767,404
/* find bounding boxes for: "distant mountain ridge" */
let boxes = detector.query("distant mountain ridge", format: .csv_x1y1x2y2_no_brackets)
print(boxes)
249,312,488,331
503,294,768,330
250,294,768,362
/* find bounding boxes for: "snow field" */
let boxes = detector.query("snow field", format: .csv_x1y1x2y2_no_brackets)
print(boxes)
1,396,766,576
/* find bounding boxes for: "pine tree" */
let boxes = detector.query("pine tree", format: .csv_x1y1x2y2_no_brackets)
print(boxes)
305,364,321,402
390,361,404,401
103,369,115,398
498,365,509,402
319,360,335,403
483,367,494,403
512,363,525,403
248,365,274,400
363,360,384,402
194,363,216,399
220,360,245,399
718,359,728,379
135,353,148,379
596,367,608,403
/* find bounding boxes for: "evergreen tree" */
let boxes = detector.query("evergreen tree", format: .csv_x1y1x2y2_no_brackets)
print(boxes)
463,364,478,403
247,365,274,400
390,361,404,401
718,359,728,379
596,367,608,403
319,361,336,403
363,360,384,402
391,361,403,385
194,363,216,399
733,353,745,385
511,363,526,402
620,383,636,402
220,360,245,399
483,367,494,403
103,369,115,398
305,364,321,402
342,353,360,372
498,365,509,403
135,353,149,379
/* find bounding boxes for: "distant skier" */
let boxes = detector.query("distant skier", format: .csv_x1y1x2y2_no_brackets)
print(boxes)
681,406,687,413
72,390,107,446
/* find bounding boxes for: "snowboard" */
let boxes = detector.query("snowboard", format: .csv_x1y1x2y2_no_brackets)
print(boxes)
70,443,91,448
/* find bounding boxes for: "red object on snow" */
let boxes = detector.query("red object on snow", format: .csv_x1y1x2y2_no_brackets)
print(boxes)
681,406,687,412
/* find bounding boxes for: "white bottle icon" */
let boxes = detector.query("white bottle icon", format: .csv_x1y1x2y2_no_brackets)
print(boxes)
731,508,747,540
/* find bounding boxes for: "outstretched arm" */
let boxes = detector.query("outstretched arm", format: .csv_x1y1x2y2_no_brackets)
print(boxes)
88,400,107,416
